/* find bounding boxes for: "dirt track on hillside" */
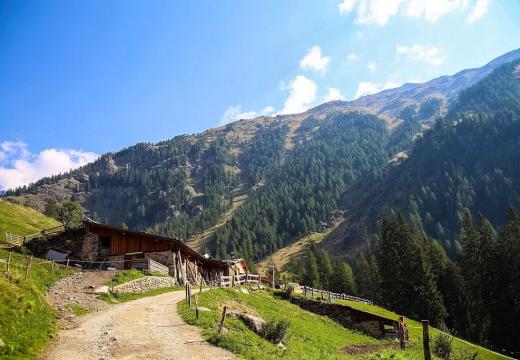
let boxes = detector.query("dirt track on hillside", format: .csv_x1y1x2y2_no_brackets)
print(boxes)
45,290,237,360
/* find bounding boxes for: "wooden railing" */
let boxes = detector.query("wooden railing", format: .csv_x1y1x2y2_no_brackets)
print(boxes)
219,273,260,287
300,285,373,305
5,225,65,246
132,258,170,275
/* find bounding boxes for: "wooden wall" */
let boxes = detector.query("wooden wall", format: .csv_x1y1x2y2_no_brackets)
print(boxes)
95,228,172,255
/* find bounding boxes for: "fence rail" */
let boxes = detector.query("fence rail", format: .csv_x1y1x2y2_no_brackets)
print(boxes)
300,285,373,305
219,273,260,287
5,225,65,246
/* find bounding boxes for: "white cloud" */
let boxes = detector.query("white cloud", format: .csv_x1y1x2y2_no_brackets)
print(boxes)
338,0,487,25
0,141,98,191
396,44,446,66
300,46,331,73
220,105,276,125
367,61,378,73
324,88,346,102
262,106,276,115
280,75,318,115
467,0,491,23
347,52,359,61
354,81,400,99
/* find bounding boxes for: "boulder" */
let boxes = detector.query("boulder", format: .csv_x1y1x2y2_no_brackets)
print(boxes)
228,311,266,334
93,285,110,294
0,338,5,347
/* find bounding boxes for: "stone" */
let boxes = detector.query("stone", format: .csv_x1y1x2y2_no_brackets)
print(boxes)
0,339,5,347
228,311,266,334
240,287,249,294
93,285,110,294
192,306,211,312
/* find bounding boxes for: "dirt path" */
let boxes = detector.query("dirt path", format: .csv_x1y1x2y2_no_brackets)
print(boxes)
45,290,237,360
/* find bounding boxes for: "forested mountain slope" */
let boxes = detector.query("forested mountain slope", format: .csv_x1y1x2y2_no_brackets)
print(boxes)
3,50,520,264
324,59,520,256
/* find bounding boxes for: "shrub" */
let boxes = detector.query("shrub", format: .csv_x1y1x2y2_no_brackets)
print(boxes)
451,348,479,360
262,318,290,344
432,325,454,360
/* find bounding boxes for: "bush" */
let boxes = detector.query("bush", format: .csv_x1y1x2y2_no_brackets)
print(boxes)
262,318,290,344
451,349,479,360
432,326,454,360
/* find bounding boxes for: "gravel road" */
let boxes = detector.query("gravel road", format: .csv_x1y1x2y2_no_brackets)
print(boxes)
45,290,237,360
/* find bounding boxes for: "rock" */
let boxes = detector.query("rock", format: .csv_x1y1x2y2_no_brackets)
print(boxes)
228,311,266,334
93,285,110,294
192,306,211,312
240,288,249,294
277,342,287,350
0,339,5,347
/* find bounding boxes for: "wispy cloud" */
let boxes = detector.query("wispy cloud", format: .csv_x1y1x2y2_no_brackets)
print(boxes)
0,141,98,191
338,0,488,25
467,0,491,23
347,52,359,61
354,81,400,99
367,61,378,73
396,44,446,66
300,46,331,73
219,105,275,126
323,87,346,102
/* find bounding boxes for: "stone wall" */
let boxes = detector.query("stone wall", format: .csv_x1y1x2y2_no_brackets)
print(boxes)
288,296,386,338
80,227,99,261
144,251,175,275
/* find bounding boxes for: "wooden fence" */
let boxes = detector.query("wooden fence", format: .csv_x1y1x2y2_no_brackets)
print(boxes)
132,258,169,275
219,273,260,287
300,285,373,305
5,225,65,245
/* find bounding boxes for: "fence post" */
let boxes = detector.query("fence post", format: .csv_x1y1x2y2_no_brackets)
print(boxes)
6,252,11,272
398,315,406,350
66,258,70,268
195,294,199,319
188,283,192,307
218,306,227,334
422,320,431,360
200,277,203,293
24,256,33,280
51,260,55,270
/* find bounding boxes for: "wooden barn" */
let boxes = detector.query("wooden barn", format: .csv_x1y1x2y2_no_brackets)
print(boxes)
37,220,233,286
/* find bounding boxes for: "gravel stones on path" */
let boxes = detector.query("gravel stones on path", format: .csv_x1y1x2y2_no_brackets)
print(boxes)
112,276,177,293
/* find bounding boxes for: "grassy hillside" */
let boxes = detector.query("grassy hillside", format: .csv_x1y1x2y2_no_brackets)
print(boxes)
337,299,509,360
0,200,60,242
0,249,73,359
179,288,510,360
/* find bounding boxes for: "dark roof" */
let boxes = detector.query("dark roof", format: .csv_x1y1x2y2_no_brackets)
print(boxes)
83,220,228,268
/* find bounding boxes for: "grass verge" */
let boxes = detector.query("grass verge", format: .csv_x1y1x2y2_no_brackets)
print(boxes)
0,249,73,359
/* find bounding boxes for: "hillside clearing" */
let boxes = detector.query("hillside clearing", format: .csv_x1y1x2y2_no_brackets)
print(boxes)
256,225,339,277
186,184,249,252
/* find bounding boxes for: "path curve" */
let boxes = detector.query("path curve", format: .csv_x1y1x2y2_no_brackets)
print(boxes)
45,291,237,360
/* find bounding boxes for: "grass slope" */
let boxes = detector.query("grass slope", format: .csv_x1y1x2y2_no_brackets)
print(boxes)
0,249,73,359
179,288,510,360
337,299,510,360
256,225,339,277
179,288,392,360
0,200,60,242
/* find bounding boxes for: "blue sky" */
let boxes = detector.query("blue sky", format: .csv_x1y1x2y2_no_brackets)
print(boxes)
0,0,519,190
